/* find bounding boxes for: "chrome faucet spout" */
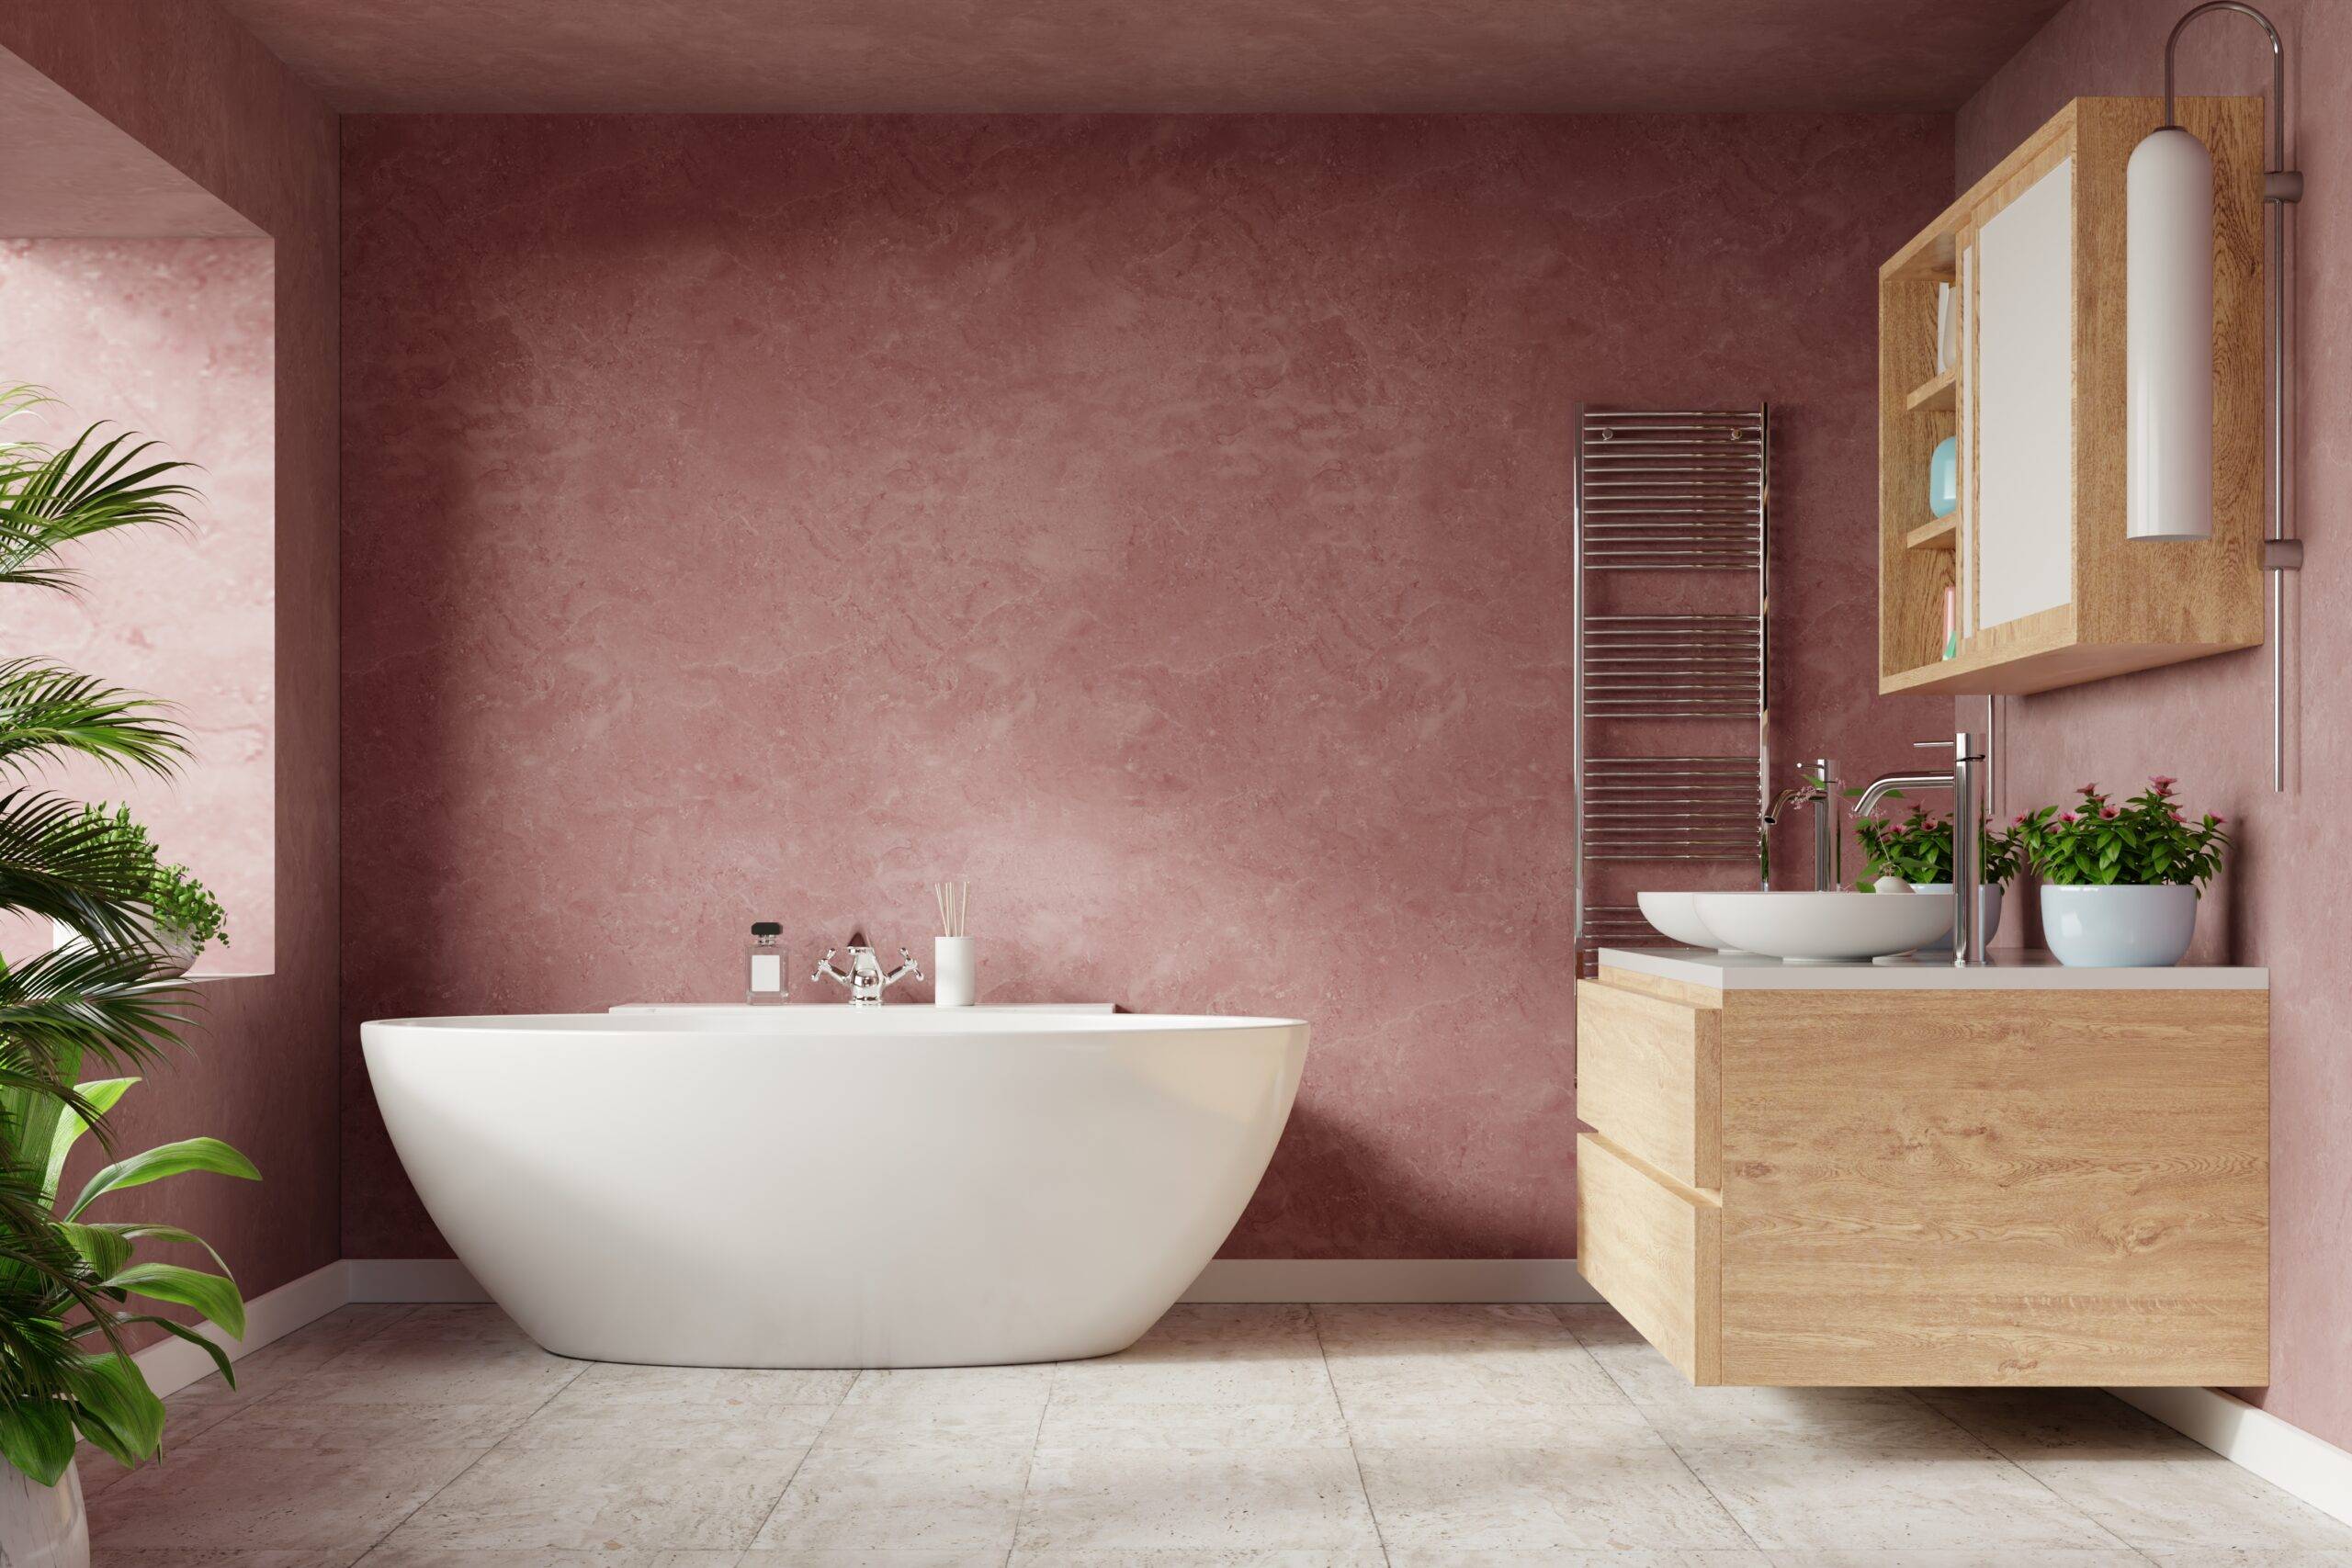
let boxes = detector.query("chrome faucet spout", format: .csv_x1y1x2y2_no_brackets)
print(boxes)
1853,732,1990,966
811,941,924,1007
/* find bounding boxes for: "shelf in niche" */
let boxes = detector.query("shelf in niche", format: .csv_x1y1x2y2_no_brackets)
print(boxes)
1905,514,1956,551
1906,367,1958,413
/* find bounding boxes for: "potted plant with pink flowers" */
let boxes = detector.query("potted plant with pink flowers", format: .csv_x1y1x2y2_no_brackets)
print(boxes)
1849,795,2023,949
2013,777,2233,966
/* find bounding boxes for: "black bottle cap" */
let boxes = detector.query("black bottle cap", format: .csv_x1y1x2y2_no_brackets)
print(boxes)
751,921,782,936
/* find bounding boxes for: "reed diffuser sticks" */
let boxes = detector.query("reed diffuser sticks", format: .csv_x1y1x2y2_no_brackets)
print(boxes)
933,880,968,939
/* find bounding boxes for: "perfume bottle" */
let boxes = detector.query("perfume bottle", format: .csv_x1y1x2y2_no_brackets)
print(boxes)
746,921,786,1005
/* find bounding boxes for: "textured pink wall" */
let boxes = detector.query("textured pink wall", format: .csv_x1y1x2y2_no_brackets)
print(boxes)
339,112,1953,1262
1957,0,2350,1450
0,239,277,976
0,3,339,1312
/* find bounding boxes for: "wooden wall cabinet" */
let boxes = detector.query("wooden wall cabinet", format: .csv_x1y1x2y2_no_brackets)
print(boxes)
1576,964,2269,1387
1878,96,2266,696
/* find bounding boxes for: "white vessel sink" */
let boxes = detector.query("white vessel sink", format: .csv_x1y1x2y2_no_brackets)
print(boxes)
1637,891,1742,953
1693,890,1952,964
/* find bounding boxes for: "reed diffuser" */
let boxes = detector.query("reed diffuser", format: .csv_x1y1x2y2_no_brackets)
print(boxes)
933,880,976,1007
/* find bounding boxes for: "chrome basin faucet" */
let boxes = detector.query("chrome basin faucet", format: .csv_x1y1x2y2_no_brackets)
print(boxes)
1851,730,1989,967
1760,756,1842,890
812,938,922,1007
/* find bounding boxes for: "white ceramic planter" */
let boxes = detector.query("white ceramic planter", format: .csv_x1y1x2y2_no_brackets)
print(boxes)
0,1461,88,1568
2040,883,2199,967
1910,883,2005,949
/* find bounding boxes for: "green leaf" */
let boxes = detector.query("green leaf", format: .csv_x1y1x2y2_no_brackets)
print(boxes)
107,1314,233,1390
79,1221,232,1279
67,1137,258,1221
0,1401,75,1487
101,1263,243,1338
55,1222,132,1280
42,1077,135,1203
66,1353,164,1466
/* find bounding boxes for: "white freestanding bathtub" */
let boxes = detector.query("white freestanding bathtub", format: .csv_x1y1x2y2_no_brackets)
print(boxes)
360,1007,1307,1367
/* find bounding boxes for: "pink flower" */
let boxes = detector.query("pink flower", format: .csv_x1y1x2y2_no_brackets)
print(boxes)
2150,774,2177,791
2211,814,2228,826
2076,784,2100,796
2013,811,2030,825
2101,806,2120,818
2059,811,2079,824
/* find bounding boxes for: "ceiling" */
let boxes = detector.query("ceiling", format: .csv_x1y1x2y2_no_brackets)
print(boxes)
212,0,2069,114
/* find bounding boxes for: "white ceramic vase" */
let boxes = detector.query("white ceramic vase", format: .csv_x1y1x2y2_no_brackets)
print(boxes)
2040,883,2199,967
0,1461,88,1568
1909,882,2005,950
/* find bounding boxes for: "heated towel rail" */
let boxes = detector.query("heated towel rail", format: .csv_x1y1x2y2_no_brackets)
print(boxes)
1571,406,1770,973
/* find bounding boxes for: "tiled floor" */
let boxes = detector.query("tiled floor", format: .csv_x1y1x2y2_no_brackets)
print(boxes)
81,1300,2352,1567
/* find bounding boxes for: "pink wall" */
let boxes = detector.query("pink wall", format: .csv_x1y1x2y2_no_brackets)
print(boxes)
340,112,1953,1261
0,3,340,1311
0,238,277,976
1957,0,2351,1450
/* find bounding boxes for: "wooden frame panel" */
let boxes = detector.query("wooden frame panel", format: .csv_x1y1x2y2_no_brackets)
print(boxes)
1577,1133,1721,1385
1713,988,2268,1387
1576,978,1721,1190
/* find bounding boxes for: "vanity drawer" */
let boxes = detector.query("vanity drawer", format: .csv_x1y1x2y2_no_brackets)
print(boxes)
1576,978,1721,1190
1577,1133,1720,1385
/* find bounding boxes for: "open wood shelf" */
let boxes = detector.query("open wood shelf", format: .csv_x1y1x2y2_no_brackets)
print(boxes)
1905,514,1956,551
1905,367,1957,412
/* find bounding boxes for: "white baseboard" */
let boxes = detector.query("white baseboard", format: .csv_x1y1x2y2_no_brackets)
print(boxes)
2109,1384,2352,1531
1183,1258,1598,1303
130,1259,349,1400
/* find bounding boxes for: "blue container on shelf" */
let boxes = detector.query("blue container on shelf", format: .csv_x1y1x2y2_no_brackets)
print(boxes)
1928,435,1958,518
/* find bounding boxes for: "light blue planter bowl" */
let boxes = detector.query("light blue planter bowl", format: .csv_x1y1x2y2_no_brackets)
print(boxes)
1928,435,1959,518
2041,884,2199,967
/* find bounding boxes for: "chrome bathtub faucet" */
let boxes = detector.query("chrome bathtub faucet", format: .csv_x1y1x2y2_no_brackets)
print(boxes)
812,940,922,1006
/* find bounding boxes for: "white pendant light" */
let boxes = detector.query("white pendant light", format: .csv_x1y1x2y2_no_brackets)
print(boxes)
2126,123,2214,540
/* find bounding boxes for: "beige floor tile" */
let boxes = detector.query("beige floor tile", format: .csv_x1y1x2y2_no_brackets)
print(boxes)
1758,1552,2148,1566
1917,1390,2352,1551
1011,1551,1386,1566
817,1402,1045,1449
1340,1397,1640,1447
1353,1434,1751,1552
1317,1303,1597,1344
1134,1303,1320,1344
508,1365,842,1450
360,1551,744,1566
741,1551,1006,1567
1036,1400,1350,1450
2143,1552,2352,1566
1385,1553,1770,1567
755,1440,1032,1553
1049,1343,1338,1407
1017,1446,1378,1553
93,1551,372,1567
388,1443,806,1551
1314,1303,1624,1409
87,1445,487,1552
841,1365,1055,1416
1664,1427,2122,1553
285,1337,585,1410
187,1401,533,1451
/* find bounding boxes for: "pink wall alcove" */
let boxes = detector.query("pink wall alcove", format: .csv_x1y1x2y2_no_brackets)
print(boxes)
339,111,1955,1263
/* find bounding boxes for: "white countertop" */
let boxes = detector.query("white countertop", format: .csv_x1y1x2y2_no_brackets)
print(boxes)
1597,947,2267,990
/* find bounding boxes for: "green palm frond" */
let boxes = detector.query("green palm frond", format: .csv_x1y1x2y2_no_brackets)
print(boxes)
0,788,163,946
0,391,200,595
0,661,183,779
0,945,190,1085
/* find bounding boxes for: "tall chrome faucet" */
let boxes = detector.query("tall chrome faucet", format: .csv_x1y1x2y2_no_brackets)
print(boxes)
812,934,923,1006
1850,730,1990,966
1760,756,1841,889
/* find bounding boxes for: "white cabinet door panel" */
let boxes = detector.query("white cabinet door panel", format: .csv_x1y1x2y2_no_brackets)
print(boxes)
1975,156,2075,631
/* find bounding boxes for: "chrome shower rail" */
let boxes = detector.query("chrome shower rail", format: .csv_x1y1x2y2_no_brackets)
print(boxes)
1571,406,1769,974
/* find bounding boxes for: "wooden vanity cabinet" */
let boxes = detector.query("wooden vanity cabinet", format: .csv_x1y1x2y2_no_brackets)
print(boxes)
1576,967,2269,1387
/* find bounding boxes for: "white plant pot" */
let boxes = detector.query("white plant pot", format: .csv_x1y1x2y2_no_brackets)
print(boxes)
150,923,201,978
1909,883,2005,950
2040,883,2199,967
0,1461,88,1568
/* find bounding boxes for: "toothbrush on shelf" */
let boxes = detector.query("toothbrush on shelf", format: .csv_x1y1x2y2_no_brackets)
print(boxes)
933,881,975,1006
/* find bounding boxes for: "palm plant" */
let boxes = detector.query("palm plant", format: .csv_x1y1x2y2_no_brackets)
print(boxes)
0,385,255,1486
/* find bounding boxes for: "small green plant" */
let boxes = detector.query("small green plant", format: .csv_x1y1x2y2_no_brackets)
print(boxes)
2014,777,2231,888
68,803,228,951
1849,794,2023,886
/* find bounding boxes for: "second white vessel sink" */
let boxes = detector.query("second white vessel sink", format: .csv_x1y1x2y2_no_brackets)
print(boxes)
1693,890,1952,964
